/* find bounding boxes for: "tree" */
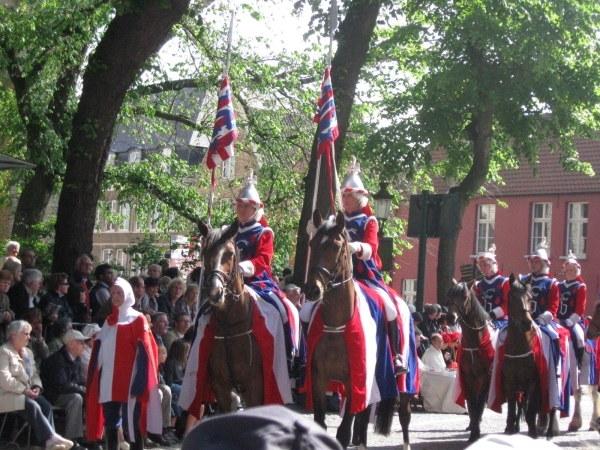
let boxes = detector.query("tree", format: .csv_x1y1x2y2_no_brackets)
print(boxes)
366,0,600,304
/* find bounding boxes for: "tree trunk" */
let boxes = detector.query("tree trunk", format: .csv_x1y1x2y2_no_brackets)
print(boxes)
52,0,192,273
11,167,55,237
293,0,382,286
436,104,494,304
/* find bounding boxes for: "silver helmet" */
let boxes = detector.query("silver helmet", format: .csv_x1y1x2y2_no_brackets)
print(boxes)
526,237,550,265
235,170,263,207
340,156,368,195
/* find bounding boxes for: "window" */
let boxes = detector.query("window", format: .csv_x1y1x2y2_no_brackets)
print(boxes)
128,150,141,163
104,200,117,232
567,202,588,257
102,249,113,263
476,204,495,253
149,209,161,232
119,203,131,232
221,155,236,180
115,249,127,268
531,203,552,255
402,279,416,306
132,208,141,232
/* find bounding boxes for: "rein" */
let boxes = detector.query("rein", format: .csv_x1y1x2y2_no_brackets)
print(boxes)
310,235,353,294
448,292,491,332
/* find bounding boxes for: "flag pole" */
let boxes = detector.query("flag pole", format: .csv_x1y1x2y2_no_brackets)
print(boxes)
223,10,235,78
328,0,340,212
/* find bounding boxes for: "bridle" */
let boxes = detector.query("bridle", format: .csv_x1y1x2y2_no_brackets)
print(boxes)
310,231,353,293
508,287,534,333
448,288,490,331
206,245,244,302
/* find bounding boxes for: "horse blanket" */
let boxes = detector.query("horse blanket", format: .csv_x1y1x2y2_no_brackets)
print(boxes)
180,288,292,418
487,326,559,415
453,324,495,408
304,280,398,414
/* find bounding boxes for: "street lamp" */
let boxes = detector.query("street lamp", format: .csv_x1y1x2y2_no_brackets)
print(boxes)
372,182,394,271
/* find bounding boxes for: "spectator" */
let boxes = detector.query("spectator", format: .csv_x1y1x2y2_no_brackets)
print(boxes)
0,269,15,344
39,273,75,325
174,284,198,322
159,260,169,277
150,312,169,346
418,303,441,341
157,278,185,325
186,267,201,286
165,267,180,280
284,284,302,311
141,277,160,315
90,264,115,325
163,313,191,352
23,307,50,370
158,276,171,296
146,264,162,280
128,276,146,313
41,330,90,449
85,277,161,450
20,248,37,270
163,339,190,429
47,317,73,356
149,345,177,447
421,333,449,372
67,255,94,324
0,320,74,450
80,323,101,384
3,259,22,285
0,240,20,266
8,268,43,319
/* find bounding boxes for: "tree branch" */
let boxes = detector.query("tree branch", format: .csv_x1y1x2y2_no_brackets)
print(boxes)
129,78,202,95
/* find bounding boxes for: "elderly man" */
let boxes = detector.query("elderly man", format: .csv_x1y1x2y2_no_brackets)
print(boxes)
8,268,43,319
147,264,162,280
163,313,191,351
41,330,90,450
20,249,37,270
150,312,169,346
68,255,94,324
0,240,20,266
284,284,302,311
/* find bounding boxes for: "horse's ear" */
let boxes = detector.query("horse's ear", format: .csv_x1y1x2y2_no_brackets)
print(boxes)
335,210,345,230
466,279,475,290
223,219,239,240
313,209,323,228
509,273,516,285
198,219,209,238
451,278,458,286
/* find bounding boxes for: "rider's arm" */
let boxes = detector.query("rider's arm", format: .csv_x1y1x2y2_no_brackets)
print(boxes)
238,229,274,277
545,279,560,320
571,282,587,323
350,217,378,260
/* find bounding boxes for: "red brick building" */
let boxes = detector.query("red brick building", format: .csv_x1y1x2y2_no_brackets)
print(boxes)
391,138,600,317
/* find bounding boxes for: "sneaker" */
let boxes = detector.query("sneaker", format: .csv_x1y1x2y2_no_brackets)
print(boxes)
118,441,129,450
143,437,158,449
54,436,74,450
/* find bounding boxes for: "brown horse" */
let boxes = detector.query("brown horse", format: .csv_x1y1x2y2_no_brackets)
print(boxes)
503,274,557,438
303,210,400,449
197,219,265,411
586,302,600,432
447,281,494,442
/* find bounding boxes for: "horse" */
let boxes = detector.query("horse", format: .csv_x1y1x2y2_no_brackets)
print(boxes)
501,274,557,439
303,210,401,449
446,281,494,442
586,301,600,433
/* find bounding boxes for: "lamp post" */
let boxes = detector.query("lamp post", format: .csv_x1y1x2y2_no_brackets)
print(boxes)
372,182,394,271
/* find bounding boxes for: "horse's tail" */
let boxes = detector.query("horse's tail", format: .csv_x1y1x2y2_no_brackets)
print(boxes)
517,392,527,423
373,397,396,436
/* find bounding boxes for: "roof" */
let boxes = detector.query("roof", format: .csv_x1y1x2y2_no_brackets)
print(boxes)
433,137,600,196
0,154,36,171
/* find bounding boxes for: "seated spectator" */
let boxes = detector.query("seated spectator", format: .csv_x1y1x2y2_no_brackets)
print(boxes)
163,313,191,352
158,276,171,297
418,303,441,341
23,307,50,370
47,317,73,356
80,323,101,384
128,276,146,313
148,345,177,447
421,333,450,372
0,269,15,344
284,284,302,311
39,273,75,326
0,320,74,450
20,248,37,270
67,255,94,324
3,259,22,285
181,405,342,450
141,277,160,316
157,278,185,325
90,264,115,325
146,264,162,280
165,267,180,280
9,268,43,319
150,312,169,346
0,240,21,266
41,330,90,450
174,286,198,323
163,339,190,430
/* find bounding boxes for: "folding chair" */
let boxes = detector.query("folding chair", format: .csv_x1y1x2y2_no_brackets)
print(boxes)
0,413,31,449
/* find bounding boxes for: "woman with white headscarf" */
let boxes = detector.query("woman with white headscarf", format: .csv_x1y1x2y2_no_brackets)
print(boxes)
86,278,161,450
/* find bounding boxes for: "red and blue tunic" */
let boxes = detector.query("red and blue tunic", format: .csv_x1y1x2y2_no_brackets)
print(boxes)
557,276,586,322
474,273,509,326
522,273,559,320
344,210,384,284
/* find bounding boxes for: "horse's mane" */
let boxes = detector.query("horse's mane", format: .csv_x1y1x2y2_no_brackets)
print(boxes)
203,226,231,253
313,216,350,242
447,281,489,324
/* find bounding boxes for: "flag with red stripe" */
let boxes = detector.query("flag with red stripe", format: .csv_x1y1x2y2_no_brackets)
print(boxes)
206,76,238,169
314,66,339,157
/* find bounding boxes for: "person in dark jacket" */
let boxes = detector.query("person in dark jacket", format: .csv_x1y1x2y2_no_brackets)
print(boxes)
67,255,94,324
39,273,74,326
41,330,90,449
8,268,43,319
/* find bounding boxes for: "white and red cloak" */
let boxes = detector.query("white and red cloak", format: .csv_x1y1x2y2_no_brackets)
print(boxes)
86,278,162,442
179,288,292,418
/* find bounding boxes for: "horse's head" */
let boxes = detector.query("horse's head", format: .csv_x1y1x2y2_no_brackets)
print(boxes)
198,218,240,307
446,280,474,326
586,301,600,340
304,209,351,302
508,274,534,331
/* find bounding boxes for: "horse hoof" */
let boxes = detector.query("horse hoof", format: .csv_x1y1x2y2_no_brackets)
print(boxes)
567,424,580,432
403,443,410,450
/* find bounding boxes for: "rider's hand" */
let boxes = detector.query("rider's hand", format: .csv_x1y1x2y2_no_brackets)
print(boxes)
535,317,547,327
348,242,361,254
564,318,574,328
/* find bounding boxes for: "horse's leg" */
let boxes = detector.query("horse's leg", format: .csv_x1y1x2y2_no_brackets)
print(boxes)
398,393,412,450
546,408,558,440
468,393,486,442
311,370,328,430
351,413,360,446
528,386,542,439
505,395,517,435
515,394,524,434
351,406,371,450
336,398,356,449
568,387,582,432
589,385,600,431
536,413,548,436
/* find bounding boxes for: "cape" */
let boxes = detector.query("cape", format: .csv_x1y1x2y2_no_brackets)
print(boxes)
304,280,398,414
487,326,558,415
180,289,292,418
453,325,495,408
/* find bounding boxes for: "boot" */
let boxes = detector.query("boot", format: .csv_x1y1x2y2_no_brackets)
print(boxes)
129,431,144,450
387,320,408,375
575,347,584,369
104,428,119,450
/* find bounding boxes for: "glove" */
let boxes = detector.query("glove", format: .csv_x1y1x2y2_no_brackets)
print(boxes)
306,220,317,235
535,317,547,327
348,242,361,254
564,318,574,328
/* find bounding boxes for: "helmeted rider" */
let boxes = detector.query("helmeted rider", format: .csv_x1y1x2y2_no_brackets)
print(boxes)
474,244,508,329
233,171,296,367
557,250,586,368
340,156,407,375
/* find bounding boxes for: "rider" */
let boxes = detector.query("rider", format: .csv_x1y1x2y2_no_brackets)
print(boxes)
557,251,587,368
340,156,407,375
233,171,296,368
474,244,508,329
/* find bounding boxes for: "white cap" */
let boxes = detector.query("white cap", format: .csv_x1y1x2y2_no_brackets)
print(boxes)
235,170,263,208
62,330,91,344
82,323,101,338
340,156,368,195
